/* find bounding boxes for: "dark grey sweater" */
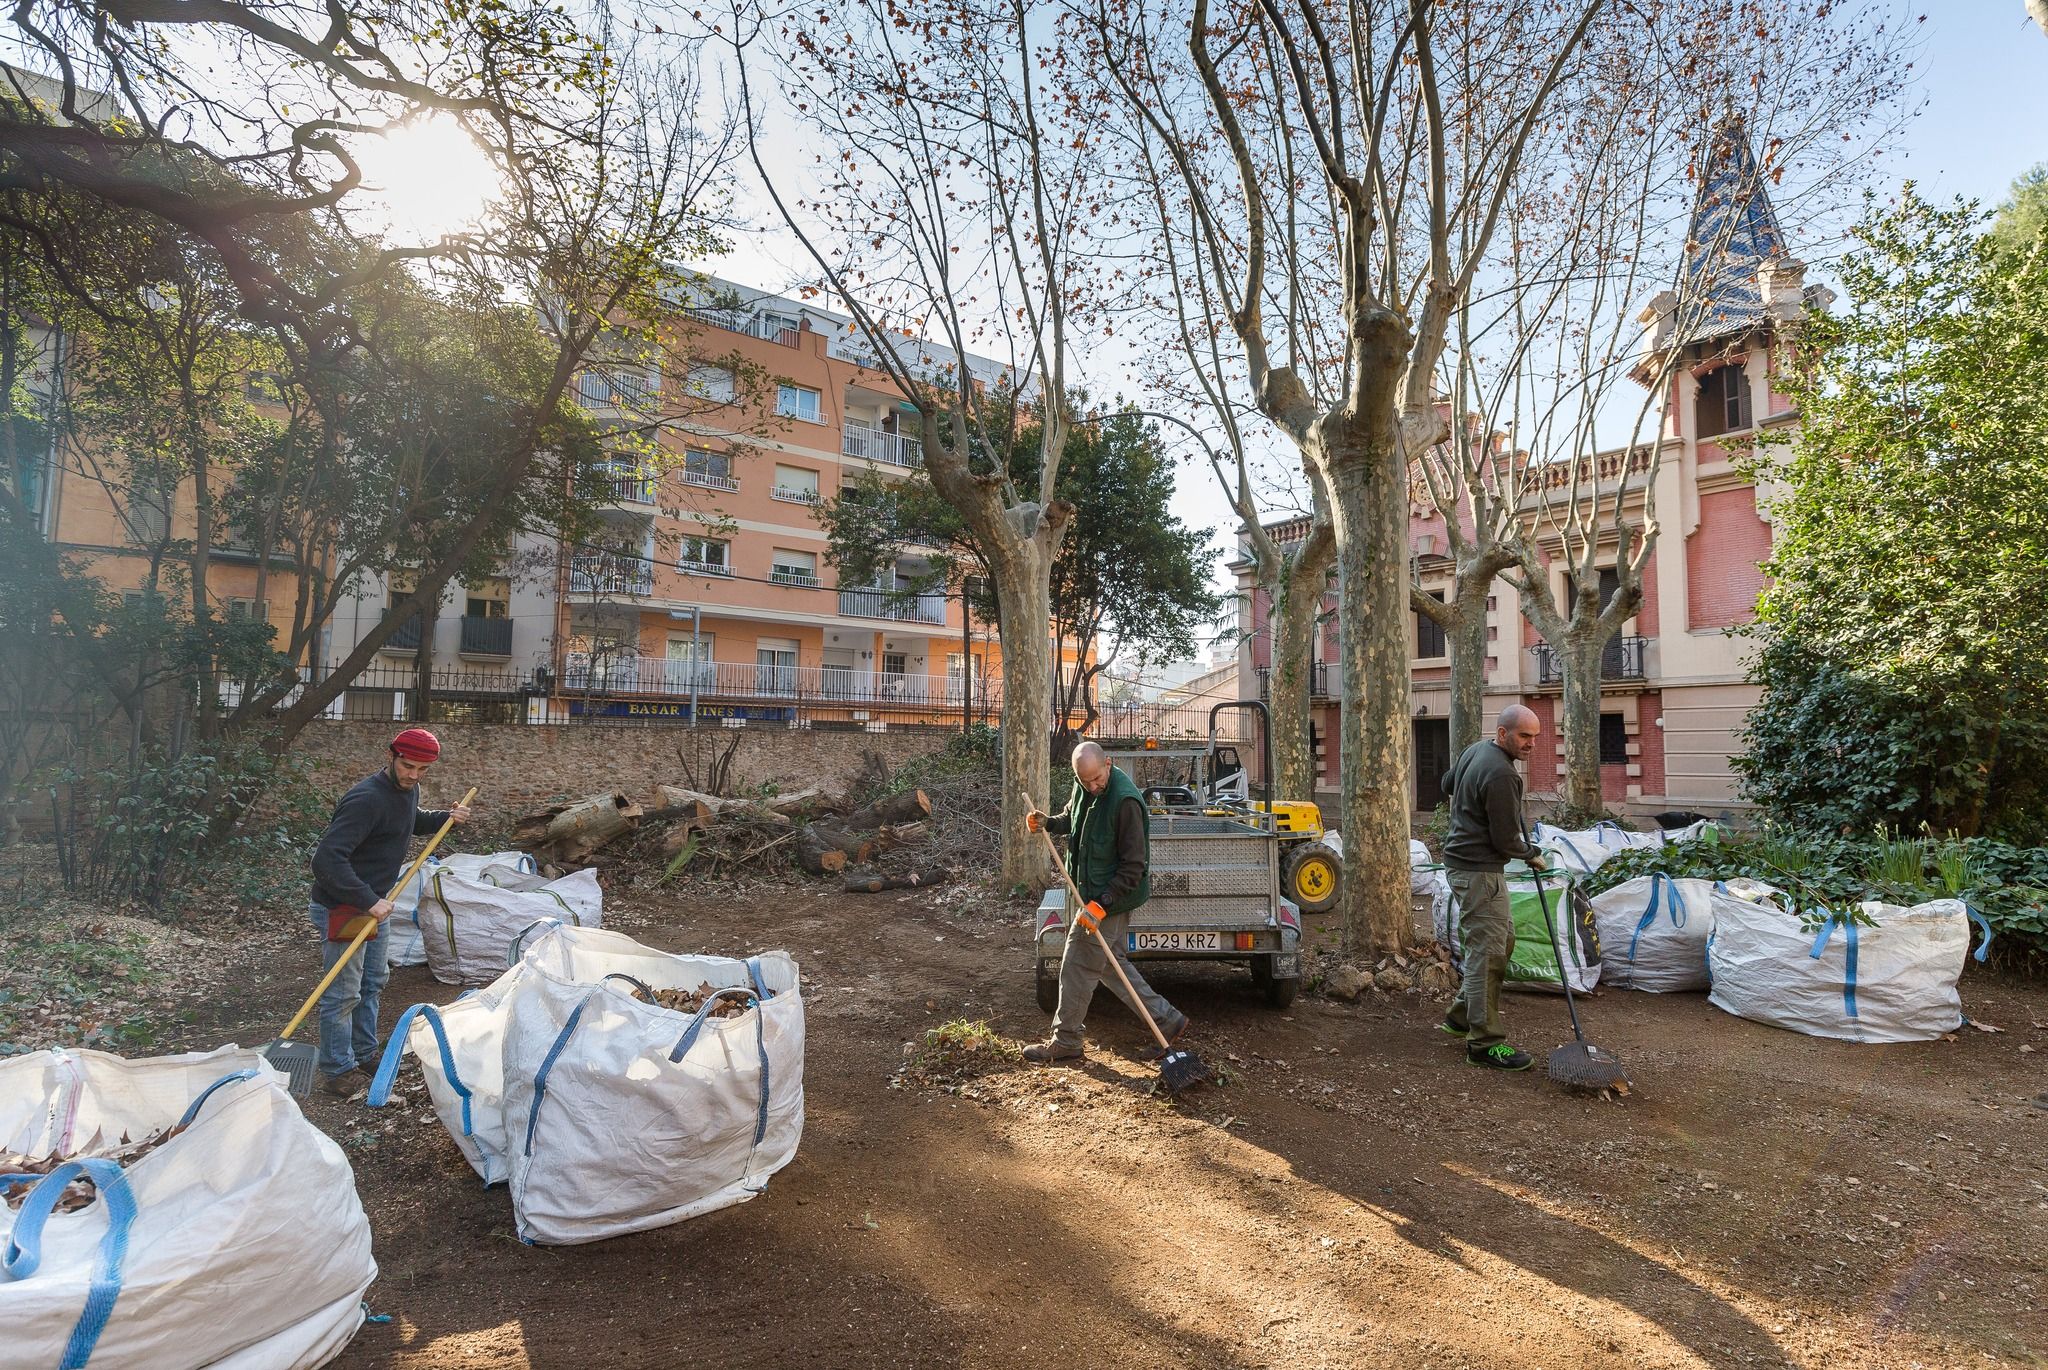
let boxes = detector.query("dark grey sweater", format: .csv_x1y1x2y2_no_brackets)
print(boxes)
311,769,451,909
1440,740,1540,872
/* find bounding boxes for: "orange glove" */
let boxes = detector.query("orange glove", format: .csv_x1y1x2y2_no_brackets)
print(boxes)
1074,900,1108,935
1025,809,1046,833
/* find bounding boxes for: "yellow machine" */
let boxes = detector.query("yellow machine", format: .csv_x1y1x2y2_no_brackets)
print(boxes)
1257,801,1342,916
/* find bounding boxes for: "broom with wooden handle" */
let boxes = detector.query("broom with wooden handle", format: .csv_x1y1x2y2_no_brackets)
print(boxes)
262,786,478,1096
1022,791,1209,1094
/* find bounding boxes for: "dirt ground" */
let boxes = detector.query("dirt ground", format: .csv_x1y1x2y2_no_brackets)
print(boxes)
22,875,2048,1370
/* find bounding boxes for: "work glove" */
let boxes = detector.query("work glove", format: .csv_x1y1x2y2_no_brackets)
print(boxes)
1073,900,1108,935
1025,809,1046,833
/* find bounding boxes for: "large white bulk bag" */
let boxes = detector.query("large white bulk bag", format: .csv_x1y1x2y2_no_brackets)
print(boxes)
390,851,539,969
1708,896,1993,1043
1589,874,1717,992
0,1046,375,1369
1502,867,1601,993
371,924,804,1246
1409,840,1454,949
417,863,601,985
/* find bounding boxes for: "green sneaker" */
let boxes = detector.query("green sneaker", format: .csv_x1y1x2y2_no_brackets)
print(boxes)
1465,1043,1533,1072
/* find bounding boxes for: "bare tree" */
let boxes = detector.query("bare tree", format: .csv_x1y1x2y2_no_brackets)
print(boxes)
732,0,1105,886
1087,0,1615,953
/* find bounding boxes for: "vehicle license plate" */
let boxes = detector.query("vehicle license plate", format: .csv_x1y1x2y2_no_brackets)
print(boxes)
1128,930,1223,952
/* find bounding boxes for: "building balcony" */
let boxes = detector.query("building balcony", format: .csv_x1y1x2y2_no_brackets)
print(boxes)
1531,635,1650,687
681,468,739,493
770,568,822,588
679,305,801,347
382,614,422,654
677,559,734,578
771,485,823,506
459,614,513,658
842,422,921,468
598,466,657,508
839,587,948,624
569,554,654,597
1254,662,1331,700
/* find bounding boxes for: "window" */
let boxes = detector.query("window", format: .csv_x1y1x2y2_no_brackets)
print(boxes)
755,637,798,694
882,651,907,685
577,370,610,406
771,464,821,504
1415,590,1447,660
682,364,736,403
666,634,714,688
1695,363,1753,438
126,484,171,547
1599,713,1629,765
678,536,732,575
770,549,819,586
764,312,800,341
226,597,269,623
682,449,736,490
464,576,510,620
1568,566,1623,613
776,383,822,423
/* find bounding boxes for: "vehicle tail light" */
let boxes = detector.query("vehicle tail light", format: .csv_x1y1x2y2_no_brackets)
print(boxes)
1234,932,1255,951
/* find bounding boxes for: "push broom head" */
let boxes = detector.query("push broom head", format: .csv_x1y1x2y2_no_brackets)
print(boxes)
1548,1041,1631,1096
262,1038,319,1098
1156,1046,1212,1095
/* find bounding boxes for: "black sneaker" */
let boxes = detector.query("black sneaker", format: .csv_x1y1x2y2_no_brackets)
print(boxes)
1465,1043,1533,1072
1437,1016,1466,1040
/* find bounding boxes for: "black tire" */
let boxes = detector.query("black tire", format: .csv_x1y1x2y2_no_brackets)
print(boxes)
1284,841,1342,915
1034,959,1060,1014
1249,955,1300,1008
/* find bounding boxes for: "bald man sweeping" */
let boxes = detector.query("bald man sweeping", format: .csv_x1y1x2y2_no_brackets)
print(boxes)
1438,705,1549,1072
1021,741,1189,1064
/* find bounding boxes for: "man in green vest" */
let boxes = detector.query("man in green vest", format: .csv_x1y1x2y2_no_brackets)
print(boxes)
1021,740,1188,1063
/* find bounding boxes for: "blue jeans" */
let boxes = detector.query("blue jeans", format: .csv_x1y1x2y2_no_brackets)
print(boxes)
307,901,390,1078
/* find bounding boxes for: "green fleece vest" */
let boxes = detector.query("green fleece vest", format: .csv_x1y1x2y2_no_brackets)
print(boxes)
1064,765,1151,915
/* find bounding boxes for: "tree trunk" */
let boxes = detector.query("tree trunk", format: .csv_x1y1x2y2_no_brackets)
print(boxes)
1447,589,1490,758
995,561,1054,890
412,593,438,724
1269,528,1332,801
1325,426,1414,958
1558,633,1606,815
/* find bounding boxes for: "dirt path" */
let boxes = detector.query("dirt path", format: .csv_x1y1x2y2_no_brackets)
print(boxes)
179,883,2048,1369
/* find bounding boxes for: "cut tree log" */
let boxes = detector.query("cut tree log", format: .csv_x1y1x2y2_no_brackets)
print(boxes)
842,789,931,832
876,820,930,849
796,831,848,875
809,823,877,865
513,792,643,863
655,785,792,824
841,869,949,894
765,786,842,819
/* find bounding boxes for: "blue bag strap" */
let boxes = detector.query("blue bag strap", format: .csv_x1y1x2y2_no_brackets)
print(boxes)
369,1003,474,1135
745,956,773,1000
1807,911,1860,1020
667,988,760,1063
1549,834,1593,873
524,993,595,1157
1627,875,1667,967
177,1068,261,1129
3,1157,137,1369
1963,904,1994,963
508,917,564,965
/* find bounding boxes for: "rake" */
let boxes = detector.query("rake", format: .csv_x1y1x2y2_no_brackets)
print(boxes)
1022,792,1209,1094
1526,839,1632,1096
262,786,477,1096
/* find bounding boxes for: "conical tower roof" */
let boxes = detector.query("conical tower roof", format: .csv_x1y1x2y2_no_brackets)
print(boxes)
1675,117,1787,346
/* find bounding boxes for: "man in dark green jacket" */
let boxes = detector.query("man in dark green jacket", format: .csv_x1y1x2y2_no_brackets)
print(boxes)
1438,704,1548,1072
1022,740,1188,1063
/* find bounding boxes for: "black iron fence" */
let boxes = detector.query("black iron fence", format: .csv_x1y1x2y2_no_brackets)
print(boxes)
1253,663,1332,700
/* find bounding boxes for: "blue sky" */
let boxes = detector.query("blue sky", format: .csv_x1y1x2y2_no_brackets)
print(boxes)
1894,4,2048,209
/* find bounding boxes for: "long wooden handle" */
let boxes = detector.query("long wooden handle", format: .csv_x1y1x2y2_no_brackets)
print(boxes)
1021,790,1171,1053
279,785,479,1041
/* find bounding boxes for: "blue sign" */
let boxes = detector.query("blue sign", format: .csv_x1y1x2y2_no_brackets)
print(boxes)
565,699,796,723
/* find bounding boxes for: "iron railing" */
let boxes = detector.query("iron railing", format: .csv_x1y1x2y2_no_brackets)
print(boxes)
1254,662,1332,700
459,615,513,656
568,554,654,596
679,305,801,346
838,587,948,624
842,422,921,468
1531,635,1649,686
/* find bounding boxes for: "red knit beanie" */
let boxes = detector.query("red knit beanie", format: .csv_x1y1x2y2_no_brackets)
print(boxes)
390,727,441,762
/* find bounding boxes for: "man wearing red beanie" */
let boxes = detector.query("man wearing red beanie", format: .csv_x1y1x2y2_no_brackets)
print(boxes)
307,726,473,1098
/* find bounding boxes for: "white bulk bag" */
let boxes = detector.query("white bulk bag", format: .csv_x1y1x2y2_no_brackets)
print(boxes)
0,1046,375,1369
1708,896,1993,1043
1589,874,1718,992
371,924,804,1246
417,863,601,985
1409,840,1456,954
390,851,538,969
